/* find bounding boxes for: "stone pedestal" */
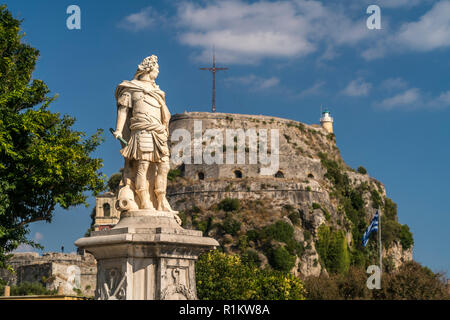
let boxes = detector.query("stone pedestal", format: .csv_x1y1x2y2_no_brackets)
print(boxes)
74,210,218,300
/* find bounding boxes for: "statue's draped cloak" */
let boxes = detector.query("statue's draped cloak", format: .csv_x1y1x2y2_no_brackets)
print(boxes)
115,80,171,162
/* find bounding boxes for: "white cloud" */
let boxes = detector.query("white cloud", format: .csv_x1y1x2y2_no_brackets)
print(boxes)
225,74,280,90
174,0,370,64
118,7,158,31
375,0,427,8
119,1,450,63
395,1,450,51
297,81,326,97
364,1,450,60
436,90,450,104
342,78,372,97
375,80,450,110
380,77,409,91
378,88,421,109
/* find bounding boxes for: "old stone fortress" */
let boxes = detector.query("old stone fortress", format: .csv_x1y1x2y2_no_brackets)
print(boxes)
0,55,415,300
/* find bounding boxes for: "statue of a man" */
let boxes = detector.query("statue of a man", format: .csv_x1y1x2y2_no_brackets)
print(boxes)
113,55,175,213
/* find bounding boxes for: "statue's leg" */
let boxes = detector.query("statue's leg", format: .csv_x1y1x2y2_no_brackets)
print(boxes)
136,160,153,209
154,156,173,212
147,162,157,209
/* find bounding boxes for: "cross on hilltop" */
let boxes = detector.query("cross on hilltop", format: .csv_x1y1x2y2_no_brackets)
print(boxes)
200,48,228,113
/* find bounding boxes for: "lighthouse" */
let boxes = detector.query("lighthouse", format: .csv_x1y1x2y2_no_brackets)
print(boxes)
320,109,334,134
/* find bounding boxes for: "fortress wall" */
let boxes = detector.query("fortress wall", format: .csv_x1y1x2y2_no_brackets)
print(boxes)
167,178,330,212
169,112,330,181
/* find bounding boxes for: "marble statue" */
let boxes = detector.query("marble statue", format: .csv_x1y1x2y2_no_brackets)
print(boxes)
75,55,218,300
113,55,176,215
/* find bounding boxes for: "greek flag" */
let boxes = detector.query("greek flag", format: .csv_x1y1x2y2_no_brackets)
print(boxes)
362,211,379,247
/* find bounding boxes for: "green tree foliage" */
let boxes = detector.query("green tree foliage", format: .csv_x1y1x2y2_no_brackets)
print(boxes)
370,189,382,209
196,250,306,300
167,168,181,181
221,217,241,236
312,203,321,210
107,173,122,194
373,261,449,300
304,266,372,300
316,224,350,274
357,166,367,175
218,198,240,212
304,261,449,300
247,221,303,271
267,246,296,272
0,281,57,296
0,6,105,268
384,197,397,221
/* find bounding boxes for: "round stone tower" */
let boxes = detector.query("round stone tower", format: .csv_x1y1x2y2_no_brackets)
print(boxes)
320,109,334,134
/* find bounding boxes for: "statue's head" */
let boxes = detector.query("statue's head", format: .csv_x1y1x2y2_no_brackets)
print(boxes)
134,55,159,80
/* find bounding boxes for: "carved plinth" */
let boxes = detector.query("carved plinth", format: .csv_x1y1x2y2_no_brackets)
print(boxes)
74,210,218,300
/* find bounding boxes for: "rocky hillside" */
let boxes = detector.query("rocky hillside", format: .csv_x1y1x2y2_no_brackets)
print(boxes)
166,112,413,278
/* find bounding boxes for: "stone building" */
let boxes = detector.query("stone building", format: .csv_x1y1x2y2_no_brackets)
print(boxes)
0,252,97,297
93,191,120,231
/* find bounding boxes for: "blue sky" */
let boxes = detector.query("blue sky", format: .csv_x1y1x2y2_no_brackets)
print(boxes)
5,0,450,275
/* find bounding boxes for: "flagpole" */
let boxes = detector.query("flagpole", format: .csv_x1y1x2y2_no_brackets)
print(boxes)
379,211,382,275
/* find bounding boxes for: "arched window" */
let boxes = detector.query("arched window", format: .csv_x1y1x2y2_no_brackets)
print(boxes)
103,203,111,217
198,172,205,180
234,170,243,178
275,171,284,178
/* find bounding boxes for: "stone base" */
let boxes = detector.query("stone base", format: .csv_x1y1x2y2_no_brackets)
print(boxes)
75,209,218,300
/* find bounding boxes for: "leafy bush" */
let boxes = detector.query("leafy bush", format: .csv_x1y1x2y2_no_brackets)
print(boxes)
303,275,341,300
288,212,300,225
268,246,296,272
168,168,181,181
382,219,411,249
196,250,306,300
399,224,414,250
384,197,397,221
218,198,241,212
107,173,122,193
316,225,350,274
312,203,321,210
221,217,241,236
323,208,331,221
241,249,261,267
304,266,371,300
0,282,57,296
283,204,295,212
261,221,294,243
370,189,382,209
357,166,367,175
373,261,449,300
305,261,449,300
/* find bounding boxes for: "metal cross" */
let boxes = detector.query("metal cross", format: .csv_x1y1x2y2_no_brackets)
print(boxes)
200,49,228,113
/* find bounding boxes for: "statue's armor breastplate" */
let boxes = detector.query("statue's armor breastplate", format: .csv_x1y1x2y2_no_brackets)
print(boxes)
132,91,162,122
131,90,162,153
